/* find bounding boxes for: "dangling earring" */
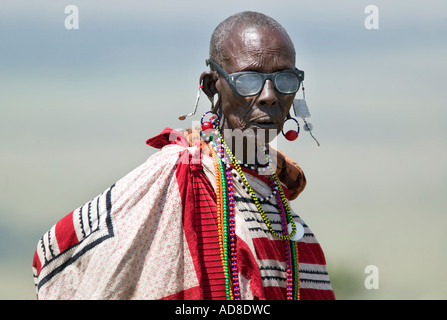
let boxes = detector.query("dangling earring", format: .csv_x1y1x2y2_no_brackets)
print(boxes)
200,110,220,141
178,81,204,121
282,113,300,141
292,82,321,146
201,110,217,131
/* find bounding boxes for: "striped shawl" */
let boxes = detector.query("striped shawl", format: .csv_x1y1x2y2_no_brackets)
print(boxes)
32,128,335,300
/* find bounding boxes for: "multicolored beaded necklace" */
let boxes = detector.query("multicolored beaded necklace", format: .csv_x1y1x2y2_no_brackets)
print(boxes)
201,112,300,300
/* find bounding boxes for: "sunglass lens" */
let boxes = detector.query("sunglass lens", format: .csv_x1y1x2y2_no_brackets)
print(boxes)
275,73,300,94
235,74,263,96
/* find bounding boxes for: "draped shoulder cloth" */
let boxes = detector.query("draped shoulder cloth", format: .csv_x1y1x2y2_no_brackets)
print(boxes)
32,128,335,300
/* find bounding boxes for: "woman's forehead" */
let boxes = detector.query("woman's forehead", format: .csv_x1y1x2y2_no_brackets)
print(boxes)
220,25,295,73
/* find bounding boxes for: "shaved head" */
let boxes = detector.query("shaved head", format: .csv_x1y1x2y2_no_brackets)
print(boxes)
209,11,295,66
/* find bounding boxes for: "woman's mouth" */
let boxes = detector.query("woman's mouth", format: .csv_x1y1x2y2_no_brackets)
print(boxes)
250,116,278,129
250,122,277,129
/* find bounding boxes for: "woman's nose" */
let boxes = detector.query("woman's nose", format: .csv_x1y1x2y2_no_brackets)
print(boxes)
257,79,278,106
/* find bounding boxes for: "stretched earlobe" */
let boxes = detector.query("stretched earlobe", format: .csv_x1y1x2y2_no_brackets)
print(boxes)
200,71,219,100
200,71,220,113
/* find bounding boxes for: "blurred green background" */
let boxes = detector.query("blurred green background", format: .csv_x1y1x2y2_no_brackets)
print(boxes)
1,0,446,299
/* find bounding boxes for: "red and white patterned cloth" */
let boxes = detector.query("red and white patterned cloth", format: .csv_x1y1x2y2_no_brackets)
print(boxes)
32,128,335,300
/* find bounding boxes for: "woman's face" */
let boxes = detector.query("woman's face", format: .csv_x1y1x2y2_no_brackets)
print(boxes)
216,25,297,143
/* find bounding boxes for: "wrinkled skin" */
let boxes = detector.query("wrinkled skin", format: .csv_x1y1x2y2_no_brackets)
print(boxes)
201,24,297,147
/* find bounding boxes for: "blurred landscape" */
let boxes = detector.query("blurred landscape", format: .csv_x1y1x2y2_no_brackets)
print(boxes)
1,0,446,299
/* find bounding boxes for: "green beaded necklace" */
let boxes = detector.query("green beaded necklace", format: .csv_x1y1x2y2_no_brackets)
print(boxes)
210,134,240,300
215,129,297,240
202,113,300,300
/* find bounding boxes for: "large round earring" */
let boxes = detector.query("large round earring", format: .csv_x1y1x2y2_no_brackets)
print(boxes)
200,111,220,131
282,114,300,141
200,111,220,142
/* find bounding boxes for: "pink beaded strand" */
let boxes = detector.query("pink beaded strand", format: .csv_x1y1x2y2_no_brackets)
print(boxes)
226,165,240,299
270,177,294,300
216,133,240,300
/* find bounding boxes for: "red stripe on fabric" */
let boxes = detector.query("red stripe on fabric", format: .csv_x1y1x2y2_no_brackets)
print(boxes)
197,236,221,245
251,237,335,300
300,288,336,300
175,151,202,298
197,225,219,233
297,242,328,265
200,260,223,269
55,211,79,253
237,236,266,300
146,128,188,149
197,242,220,250
175,150,227,300
252,237,286,263
32,250,42,276
263,285,335,301
264,286,288,300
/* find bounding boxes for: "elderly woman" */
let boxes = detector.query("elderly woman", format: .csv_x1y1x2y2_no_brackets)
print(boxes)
32,11,335,300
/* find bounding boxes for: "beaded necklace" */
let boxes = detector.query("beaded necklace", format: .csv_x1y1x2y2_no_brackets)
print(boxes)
202,113,300,300
216,130,297,241
209,134,240,300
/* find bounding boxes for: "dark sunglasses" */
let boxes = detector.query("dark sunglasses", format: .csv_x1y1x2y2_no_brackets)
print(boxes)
206,58,304,97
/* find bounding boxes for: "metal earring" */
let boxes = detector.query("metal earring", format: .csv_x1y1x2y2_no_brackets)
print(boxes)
178,81,203,121
282,113,300,141
292,83,321,146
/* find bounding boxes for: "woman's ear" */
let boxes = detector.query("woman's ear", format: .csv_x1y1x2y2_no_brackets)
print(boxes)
200,71,219,100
